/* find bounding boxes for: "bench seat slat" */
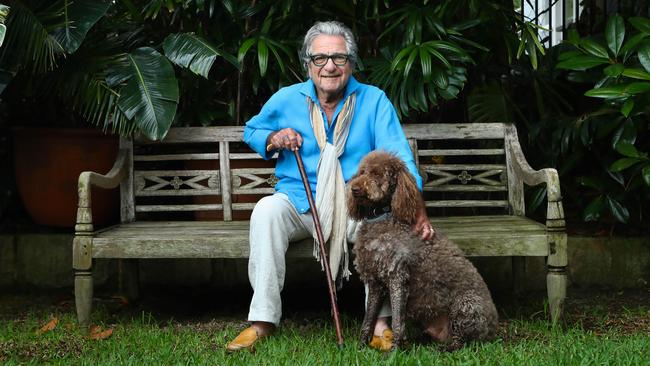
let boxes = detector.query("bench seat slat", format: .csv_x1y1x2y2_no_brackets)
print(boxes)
92,216,547,258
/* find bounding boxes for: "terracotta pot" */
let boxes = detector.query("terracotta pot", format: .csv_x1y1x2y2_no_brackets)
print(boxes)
13,128,120,228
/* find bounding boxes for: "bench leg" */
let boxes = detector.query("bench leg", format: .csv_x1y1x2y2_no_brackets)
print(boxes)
118,259,140,302
547,267,566,324
75,270,93,330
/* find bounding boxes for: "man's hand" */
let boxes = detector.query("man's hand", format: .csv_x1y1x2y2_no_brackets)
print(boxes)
266,128,303,151
413,205,435,241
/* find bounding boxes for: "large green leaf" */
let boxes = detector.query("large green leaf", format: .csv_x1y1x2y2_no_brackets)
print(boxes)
609,157,642,171
622,68,650,80
605,14,624,56
556,55,608,70
605,196,630,223
580,39,610,59
604,64,624,77
163,33,238,79
615,141,643,158
0,1,65,73
116,47,179,141
585,82,650,98
51,0,112,53
637,42,650,73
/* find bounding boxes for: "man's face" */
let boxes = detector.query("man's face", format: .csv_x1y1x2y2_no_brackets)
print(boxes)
307,34,353,100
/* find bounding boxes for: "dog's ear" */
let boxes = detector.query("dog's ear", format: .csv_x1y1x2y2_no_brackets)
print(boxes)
391,167,422,225
346,186,363,220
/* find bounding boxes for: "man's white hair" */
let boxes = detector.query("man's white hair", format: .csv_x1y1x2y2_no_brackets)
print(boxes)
300,21,358,71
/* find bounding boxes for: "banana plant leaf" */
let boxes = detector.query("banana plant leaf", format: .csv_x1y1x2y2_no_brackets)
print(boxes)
116,47,179,141
51,0,112,53
163,32,238,79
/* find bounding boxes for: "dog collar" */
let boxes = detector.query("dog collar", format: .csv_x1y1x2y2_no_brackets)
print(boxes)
365,206,392,223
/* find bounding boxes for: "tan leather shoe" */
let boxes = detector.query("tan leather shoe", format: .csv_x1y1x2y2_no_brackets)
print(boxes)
369,328,393,351
226,326,265,352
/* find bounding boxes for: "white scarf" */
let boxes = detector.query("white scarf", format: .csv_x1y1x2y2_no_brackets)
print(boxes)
308,92,356,283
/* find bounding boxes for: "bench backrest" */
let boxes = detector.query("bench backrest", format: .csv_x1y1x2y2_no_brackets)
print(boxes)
120,123,523,222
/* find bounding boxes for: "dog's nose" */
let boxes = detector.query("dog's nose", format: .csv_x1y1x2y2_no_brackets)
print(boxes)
351,186,362,196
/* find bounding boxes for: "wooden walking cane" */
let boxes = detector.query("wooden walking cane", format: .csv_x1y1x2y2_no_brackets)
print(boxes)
267,144,345,347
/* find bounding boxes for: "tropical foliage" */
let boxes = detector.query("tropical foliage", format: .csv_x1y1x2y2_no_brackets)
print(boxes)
554,14,650,229
0,0,531,140
1,0,649,232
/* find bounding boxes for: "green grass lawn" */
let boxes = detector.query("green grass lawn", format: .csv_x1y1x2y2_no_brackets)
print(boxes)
1,288,650,365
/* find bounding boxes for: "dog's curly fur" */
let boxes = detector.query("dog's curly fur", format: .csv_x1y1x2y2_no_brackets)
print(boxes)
347,151,498,350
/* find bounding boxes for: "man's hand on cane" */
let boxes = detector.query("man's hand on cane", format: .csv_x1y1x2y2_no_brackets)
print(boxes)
267,128,303,151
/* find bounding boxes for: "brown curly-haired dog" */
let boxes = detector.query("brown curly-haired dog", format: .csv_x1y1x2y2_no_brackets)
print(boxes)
347,150,498,351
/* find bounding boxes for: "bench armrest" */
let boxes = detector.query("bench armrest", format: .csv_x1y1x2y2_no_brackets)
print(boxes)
75,148,129,232
505,128,565,228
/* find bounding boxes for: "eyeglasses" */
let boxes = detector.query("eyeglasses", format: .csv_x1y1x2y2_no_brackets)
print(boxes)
309,53,350,67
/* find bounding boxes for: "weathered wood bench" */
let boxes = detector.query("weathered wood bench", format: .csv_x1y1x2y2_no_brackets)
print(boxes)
73,123,567,328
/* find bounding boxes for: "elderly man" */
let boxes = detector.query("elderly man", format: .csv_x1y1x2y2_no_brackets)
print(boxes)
226,20,434,352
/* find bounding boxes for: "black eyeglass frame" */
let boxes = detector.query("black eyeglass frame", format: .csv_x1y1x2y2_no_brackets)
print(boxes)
308,53,350,67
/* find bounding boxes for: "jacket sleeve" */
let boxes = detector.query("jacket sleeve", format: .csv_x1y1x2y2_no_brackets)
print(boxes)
243,96,280,160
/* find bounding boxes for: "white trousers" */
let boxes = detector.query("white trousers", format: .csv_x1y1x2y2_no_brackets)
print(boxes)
247,193,390,326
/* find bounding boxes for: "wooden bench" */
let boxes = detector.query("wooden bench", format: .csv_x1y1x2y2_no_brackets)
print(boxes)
73,123,567,327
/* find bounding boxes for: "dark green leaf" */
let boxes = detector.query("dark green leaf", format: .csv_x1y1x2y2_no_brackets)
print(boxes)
391,45,415,71
556,55,609,70
609,157,641,171
615,142,641,157
567,29,580,45
627,82,650,93
526,34,538,70
622,68,650,80
580,39,610,59
51,0,112,53
558,50,581,61
403,47,418,78
116,47,179,141
637,42,650,73
604,64,624,77
419,47,432,80
621,98,634,117
583,195,604,221
578,176,604,191
257,38,268,76
605,196,630,223
585,82,650,98
431,67,448,90
421,42,452,69
238,38,257,63
584,86,627,98
163,33,238,78
620,33,646,58
612,118,637,148
605,14,625,56
528,186,547,212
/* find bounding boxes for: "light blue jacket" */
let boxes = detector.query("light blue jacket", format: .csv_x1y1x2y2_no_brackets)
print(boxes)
243,76,422,214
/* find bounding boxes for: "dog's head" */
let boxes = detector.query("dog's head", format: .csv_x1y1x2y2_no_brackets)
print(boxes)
347,150,422,224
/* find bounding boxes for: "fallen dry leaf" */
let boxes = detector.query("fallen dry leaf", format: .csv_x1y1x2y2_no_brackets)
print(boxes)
37,317,58,334
89,326,113,340
111,295,130,306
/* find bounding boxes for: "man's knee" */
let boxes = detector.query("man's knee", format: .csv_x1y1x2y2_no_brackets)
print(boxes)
251,195,291,225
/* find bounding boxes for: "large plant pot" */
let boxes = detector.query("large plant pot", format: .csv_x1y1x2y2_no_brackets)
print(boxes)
13,128,120,228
